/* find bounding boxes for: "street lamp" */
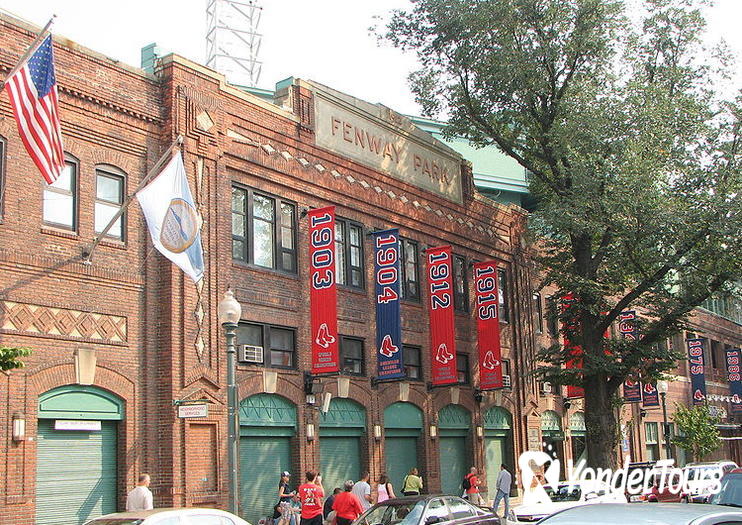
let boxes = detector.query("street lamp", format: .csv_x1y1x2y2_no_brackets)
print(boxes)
218,289,242,515
656,379,673,462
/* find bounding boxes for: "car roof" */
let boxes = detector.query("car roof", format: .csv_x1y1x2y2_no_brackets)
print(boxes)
88,508,246,522
685,461,736,467
540,503,742,524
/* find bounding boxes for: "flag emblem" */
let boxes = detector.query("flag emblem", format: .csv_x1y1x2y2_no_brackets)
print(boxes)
435,343,454,364
160,198,199,253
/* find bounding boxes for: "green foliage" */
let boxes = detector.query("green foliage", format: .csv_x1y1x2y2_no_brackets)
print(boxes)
0,345,32,371
672,403,721,461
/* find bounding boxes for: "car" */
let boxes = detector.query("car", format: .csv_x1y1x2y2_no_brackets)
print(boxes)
83,507,252,525
536,502,742,524
352,494,497,525
708,468,742,507
505,480,627,524
683,461,738,503
631,468,686,503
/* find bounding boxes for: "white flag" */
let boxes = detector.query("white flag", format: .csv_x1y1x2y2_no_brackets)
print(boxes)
136,153,204,282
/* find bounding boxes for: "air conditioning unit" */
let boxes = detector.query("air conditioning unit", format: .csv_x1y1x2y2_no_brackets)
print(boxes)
502,375,512,388
239,344,264,364
541,382,553,395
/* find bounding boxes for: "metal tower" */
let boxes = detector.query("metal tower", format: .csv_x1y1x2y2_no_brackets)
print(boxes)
206,0,263,87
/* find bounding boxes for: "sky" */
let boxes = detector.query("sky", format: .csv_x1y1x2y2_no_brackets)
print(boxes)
0,0,740,116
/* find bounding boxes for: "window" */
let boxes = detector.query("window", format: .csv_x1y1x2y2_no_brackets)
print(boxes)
94,168,125,240
403,345,422,380
453,255,468,312
43,159,77,230
533,293,543,334
497,268,510,323
444,497,475,519
335,218,364,289
423,498,450,523
0,137,5,218
457,353,470,384
340,336,364,376
645,422,660,461
236,322,295,368
231,186,296,272
400,238,420,301
711,340,723,370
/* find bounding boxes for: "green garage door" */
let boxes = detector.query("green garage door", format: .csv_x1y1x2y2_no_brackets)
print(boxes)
384,402,424,493
320,399,366,493
484,406,514,503
36,386,123,525
239,394,297,525
438,404,471,496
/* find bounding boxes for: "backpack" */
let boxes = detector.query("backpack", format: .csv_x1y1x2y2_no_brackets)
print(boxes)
462,475,471,490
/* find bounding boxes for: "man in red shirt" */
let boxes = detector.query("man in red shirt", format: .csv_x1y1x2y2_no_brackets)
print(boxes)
333,480,364,525
298,471,325,525
464,467,482,505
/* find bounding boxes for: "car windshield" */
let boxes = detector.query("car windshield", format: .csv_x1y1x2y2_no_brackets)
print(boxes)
545,484,583,502
686,467,719,481
710,474,742,507
357,501,426,525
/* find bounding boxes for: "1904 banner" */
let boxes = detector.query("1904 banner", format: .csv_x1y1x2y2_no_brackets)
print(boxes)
309,206,339,374
373,229,404,380
427,246,457,386
474,261,503,390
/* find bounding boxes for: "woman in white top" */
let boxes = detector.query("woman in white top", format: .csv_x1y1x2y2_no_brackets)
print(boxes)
375,474,396,503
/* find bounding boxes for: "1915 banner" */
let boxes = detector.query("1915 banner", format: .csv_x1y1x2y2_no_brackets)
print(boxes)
561,293,584,398
619,310,642,402
309,206,339,374
427,245,457,386
725,348,742,414
474,261,503,390
687,338,707,405
373,229,404,380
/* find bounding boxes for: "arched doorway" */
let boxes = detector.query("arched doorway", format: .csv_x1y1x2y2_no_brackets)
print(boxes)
483,406,514,503
383,402,424,493
541,410,565,478
569,411,587,465
239,393,297,525
438,404,471,495
319,398,366,493
36,385,124,525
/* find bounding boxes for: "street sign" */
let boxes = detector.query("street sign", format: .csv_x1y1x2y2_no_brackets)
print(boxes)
55,420,101,431
178,404,208,418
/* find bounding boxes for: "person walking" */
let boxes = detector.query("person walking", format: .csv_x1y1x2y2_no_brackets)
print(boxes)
401,468,423,496
375,474,396,503
351,472,372,511
492,464,512,519
126,474,153,511
332,480,364,525
323,488,342,519
298,471,325,525
463,467,482,504
278,471,296,503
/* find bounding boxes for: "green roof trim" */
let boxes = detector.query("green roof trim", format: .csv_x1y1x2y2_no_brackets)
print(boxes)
439,404,471,429
38,385,125,421
320,398,366,428
240,393,297,428
384,402,424,429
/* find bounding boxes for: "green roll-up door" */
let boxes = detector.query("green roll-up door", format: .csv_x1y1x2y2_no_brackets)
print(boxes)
439,436,467,495
36,419,118,525
240,435,292,525
485,437,506,502
385,436,418,492
320,436,361,493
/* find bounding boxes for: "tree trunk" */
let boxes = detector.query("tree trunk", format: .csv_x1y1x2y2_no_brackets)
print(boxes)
584,374,619,470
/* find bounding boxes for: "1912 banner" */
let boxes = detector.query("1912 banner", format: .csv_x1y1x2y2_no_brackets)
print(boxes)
561,293,584,398
687,338,707,405
309,206,339,374
474,261,503,390
427,246,457,385
373,229,404,380
725,348,742,414
619,310,642,402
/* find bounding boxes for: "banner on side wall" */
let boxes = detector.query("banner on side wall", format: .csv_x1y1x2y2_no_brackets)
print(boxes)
619,310,642,403
474,261,503,390
373,229,405,380
427,245,458,386
642,382,660,408
561,293,584,398
725,348,742,414
308,206,339,374
687,338,707,405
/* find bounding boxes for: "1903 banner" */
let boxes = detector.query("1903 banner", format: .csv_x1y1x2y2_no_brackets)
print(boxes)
373,229,404,380
309,206,339,374
427,246,457,386
474,261,503,390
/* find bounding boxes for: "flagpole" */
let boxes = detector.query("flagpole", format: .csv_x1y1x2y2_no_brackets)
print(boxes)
1,15,56,89
82,135,184,263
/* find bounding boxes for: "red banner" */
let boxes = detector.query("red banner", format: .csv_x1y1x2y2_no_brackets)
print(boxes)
474,261,503,390
309,206,339,374
427,246,457,386
562,293,584,398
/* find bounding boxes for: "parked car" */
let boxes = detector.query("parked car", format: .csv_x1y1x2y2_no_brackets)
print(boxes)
537,502,742,524
632,468,686,503
83,507,251,525
708,468,742,507
506,480,627,524
683,461,738,503
352,494,497,525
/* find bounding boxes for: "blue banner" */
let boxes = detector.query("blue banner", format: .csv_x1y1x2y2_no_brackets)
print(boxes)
687,338,707,405
619,310,642,403
725,348,742,414
373,229,405,380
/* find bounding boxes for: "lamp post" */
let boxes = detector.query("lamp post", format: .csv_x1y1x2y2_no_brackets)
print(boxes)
656,379,673,462
218,289,242,515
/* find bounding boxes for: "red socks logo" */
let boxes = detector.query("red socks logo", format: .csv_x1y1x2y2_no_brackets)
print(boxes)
435,343,454,364
315,323,335,349
693,389,705,401
482,351,499,370
379,334,399,358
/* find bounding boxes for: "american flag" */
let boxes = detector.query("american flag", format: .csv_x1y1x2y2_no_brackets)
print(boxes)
4,35,64,185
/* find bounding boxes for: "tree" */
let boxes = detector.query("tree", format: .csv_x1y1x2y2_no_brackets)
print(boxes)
0,344,31,371
672,404,721,461
382,0,741,468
